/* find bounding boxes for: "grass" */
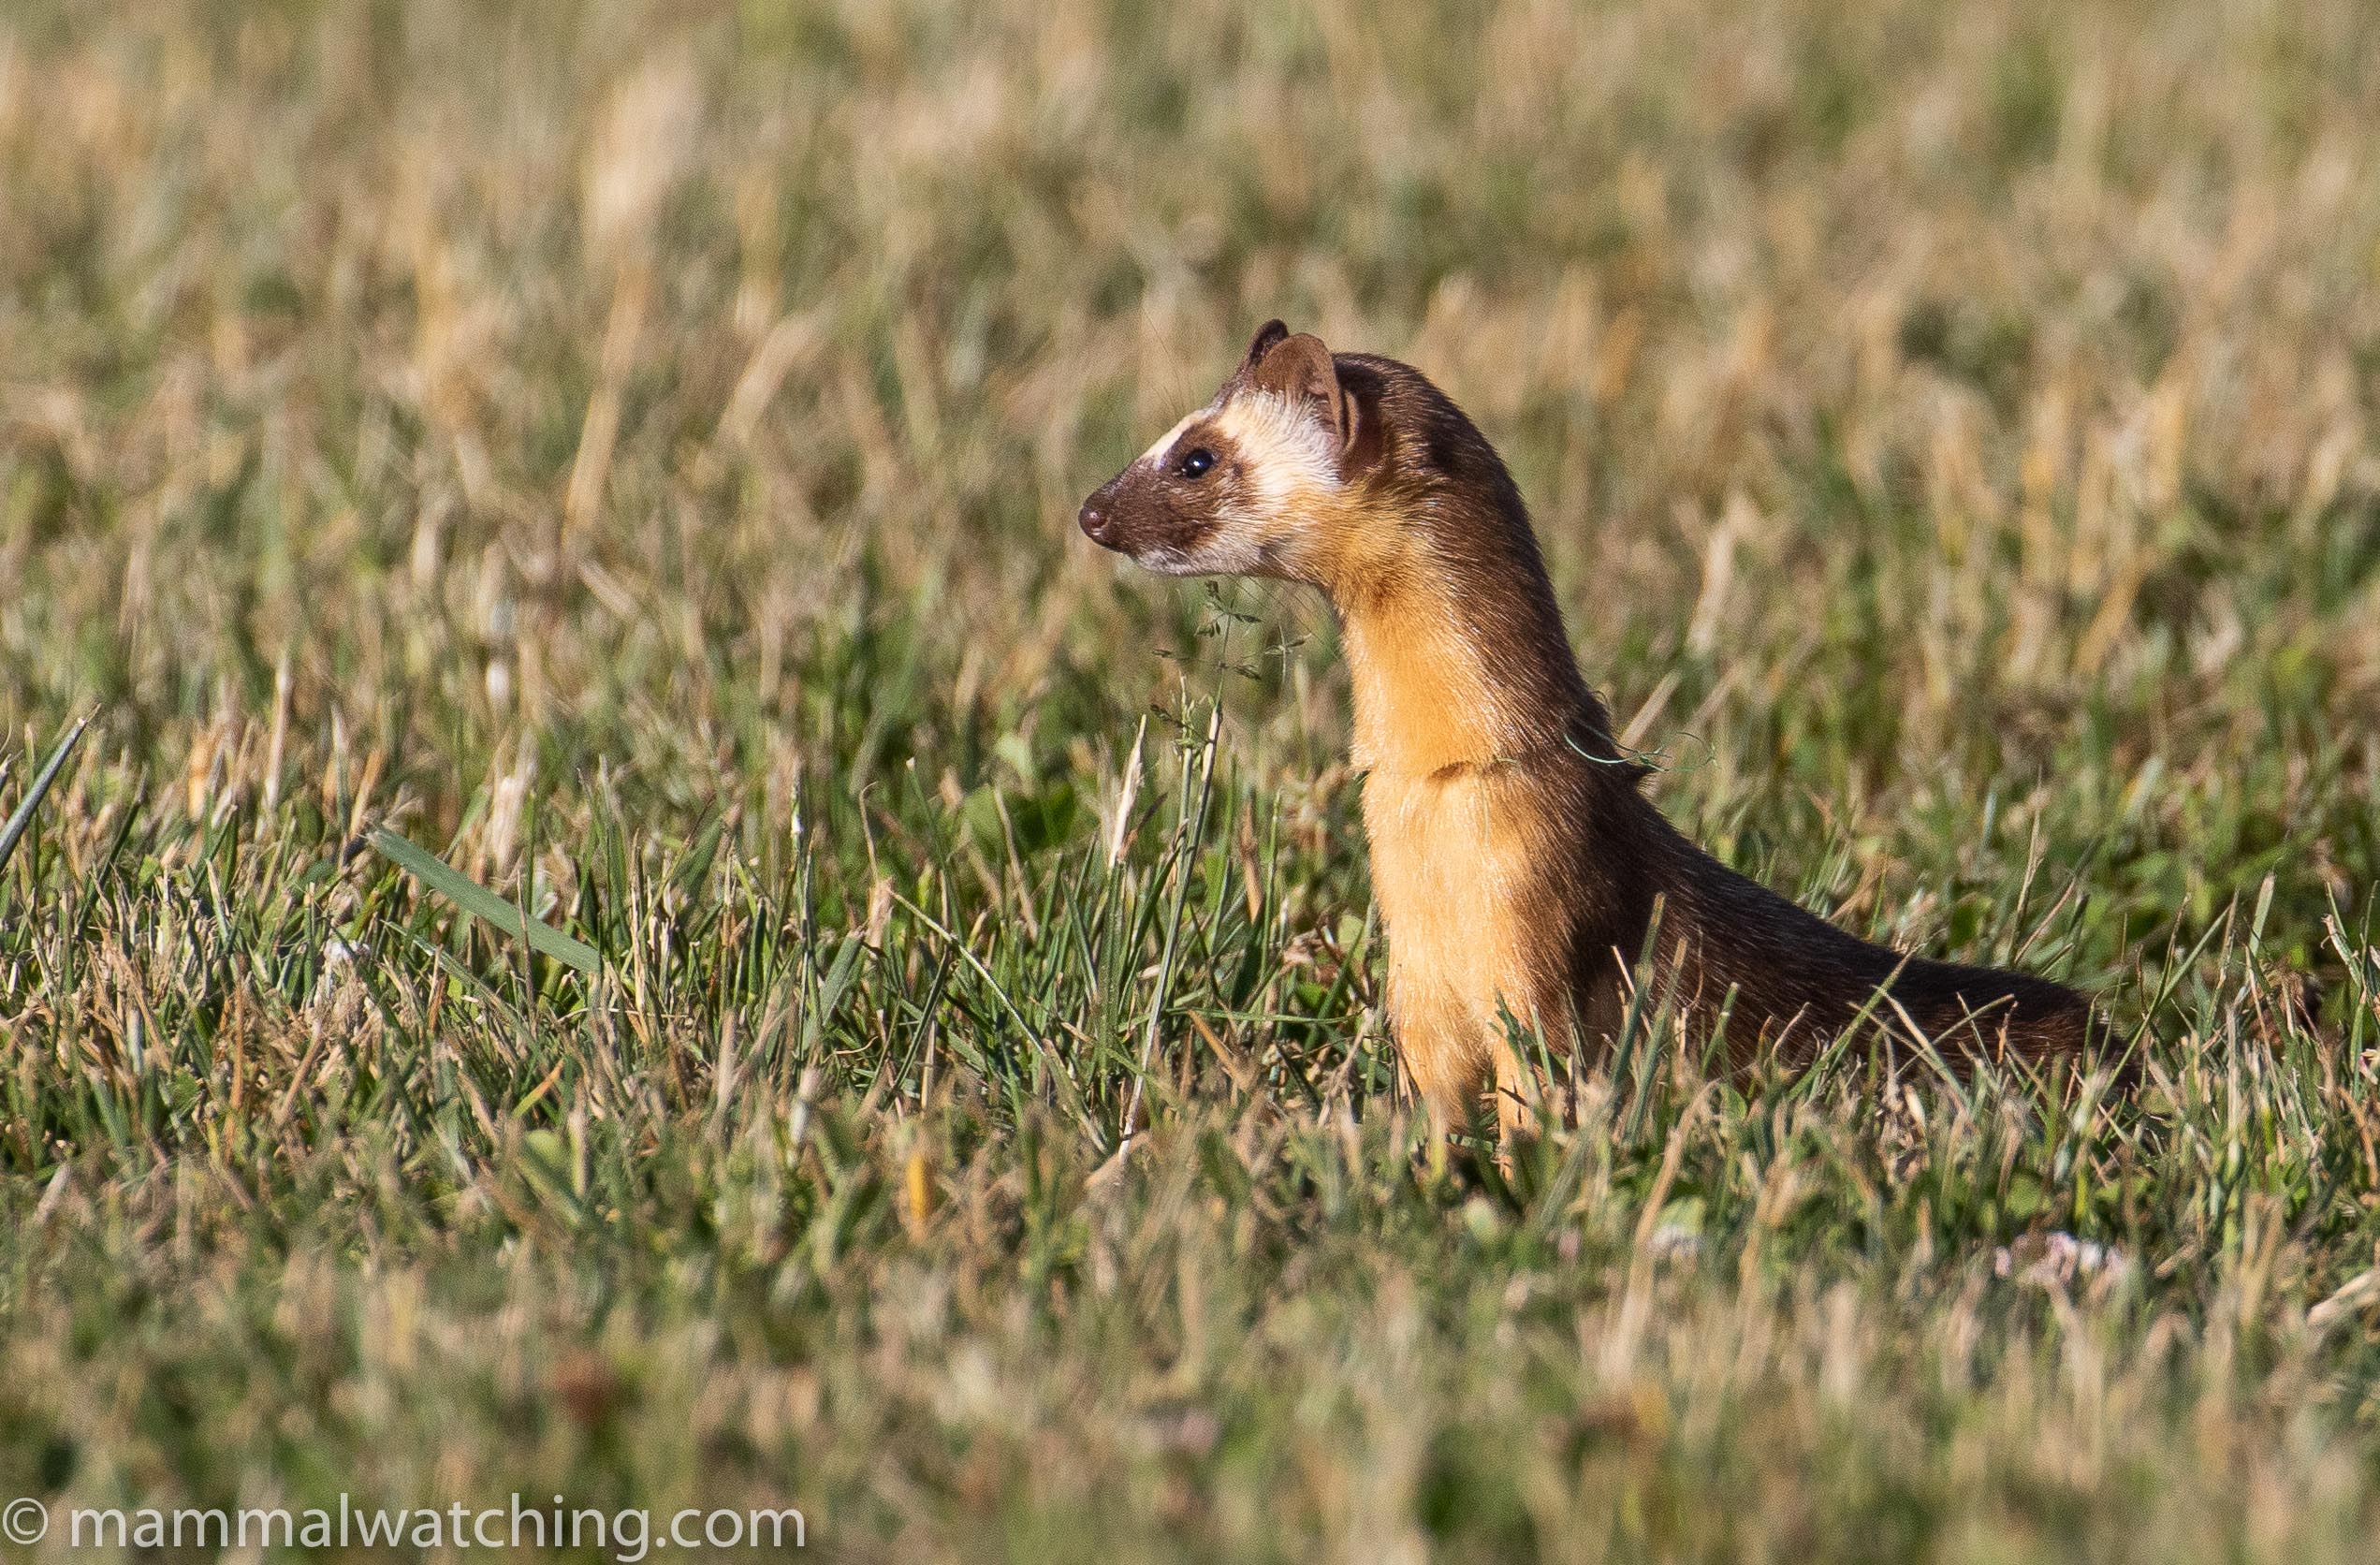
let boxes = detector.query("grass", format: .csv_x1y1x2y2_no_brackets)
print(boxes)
2,0,2379,1558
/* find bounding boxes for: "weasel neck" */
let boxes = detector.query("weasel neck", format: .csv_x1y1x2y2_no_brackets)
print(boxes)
1332,566,1601,779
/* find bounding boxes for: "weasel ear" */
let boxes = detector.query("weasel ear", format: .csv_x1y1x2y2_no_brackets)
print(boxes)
1247,328,1355,453
1239,319,1291,375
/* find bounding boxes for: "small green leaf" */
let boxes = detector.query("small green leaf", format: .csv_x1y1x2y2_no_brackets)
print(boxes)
0,711,93,877
366,826,602,974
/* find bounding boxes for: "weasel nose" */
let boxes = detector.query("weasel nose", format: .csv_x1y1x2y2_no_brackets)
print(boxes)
1078,498,1114,544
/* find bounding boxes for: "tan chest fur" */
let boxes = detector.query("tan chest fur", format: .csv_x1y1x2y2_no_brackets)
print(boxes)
1361,767,1562,1105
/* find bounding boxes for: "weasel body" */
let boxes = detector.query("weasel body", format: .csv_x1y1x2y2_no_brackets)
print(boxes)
1079,322,2105,1135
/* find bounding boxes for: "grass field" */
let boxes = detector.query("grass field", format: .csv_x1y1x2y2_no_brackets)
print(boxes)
4,1,2380,1558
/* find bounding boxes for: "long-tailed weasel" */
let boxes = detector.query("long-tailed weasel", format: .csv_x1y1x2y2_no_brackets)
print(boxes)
1079,321,2108,1140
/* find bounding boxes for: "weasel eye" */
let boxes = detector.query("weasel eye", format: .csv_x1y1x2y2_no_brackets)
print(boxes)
1175,447,1216,480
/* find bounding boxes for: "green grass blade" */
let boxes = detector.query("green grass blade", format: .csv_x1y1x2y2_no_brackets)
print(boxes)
0,712,93,877
366,826,602,974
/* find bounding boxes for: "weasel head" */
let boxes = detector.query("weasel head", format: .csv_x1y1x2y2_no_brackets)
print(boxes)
1077,321,1384,584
